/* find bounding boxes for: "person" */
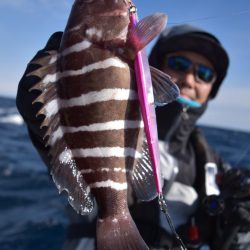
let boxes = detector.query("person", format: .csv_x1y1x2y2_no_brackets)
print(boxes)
146,24,250,249
16,24,250,250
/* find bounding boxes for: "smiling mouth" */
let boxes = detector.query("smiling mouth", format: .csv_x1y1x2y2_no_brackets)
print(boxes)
180,92,194,101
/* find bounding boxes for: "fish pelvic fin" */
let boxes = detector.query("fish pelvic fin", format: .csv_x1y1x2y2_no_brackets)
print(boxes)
130,136,158,202
128,13,167,53
96,211,149,250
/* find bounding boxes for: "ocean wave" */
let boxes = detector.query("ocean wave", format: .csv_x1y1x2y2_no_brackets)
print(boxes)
0,114,24,125
0,107,17,115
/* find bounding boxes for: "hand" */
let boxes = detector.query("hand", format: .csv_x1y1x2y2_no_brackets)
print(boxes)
220,168,250,230
220,168,250,199
16,32,63,167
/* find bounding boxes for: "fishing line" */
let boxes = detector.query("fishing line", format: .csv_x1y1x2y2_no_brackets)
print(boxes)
169,9,250,25
129,3,187,249
233,139,250,167
158,194,187,250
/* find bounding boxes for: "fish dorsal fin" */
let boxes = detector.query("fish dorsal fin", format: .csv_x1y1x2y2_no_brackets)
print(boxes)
29,51,58,66
28,51,59,120
128,13,167,52
28,51,94,215
150,66,180,106
130,135,158,201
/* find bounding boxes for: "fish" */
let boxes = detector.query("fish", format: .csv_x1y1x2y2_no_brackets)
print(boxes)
27,0,179,249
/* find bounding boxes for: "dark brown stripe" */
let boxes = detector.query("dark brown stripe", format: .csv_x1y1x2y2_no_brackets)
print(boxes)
57,67,135,99
50,152,136,174
61,129,140,149
75,157,135,172
82,170,127,185
59,100,141,127
59,46,113,71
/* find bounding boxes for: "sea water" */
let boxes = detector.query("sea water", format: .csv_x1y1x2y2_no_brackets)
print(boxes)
0,96,249,250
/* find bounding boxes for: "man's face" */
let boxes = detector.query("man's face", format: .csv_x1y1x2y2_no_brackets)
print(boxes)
162,51,216,104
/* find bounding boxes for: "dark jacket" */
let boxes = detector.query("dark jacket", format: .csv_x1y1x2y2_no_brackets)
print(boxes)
135,102,250,250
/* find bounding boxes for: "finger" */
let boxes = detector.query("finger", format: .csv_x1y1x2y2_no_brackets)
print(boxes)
237,206,250,224
43,31,63,50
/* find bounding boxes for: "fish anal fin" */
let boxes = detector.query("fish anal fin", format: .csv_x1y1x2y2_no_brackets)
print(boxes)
150,66,180,106
50,145,94,215
128,13,167,52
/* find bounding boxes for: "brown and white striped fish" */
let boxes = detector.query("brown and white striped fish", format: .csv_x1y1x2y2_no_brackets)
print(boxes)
28,0,178,249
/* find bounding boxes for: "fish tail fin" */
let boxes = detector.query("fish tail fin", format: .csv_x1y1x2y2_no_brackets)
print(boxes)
96,212,149,250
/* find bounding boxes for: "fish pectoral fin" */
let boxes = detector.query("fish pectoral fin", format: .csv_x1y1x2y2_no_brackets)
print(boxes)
150,66,180,107
128,13,167,52
130,136,158,202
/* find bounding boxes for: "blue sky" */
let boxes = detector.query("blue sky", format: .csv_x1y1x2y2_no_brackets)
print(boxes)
0,0,249,131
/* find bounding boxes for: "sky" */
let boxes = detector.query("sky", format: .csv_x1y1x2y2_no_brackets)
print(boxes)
0,0,249,132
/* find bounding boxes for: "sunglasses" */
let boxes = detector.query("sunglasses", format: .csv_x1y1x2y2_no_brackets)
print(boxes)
166,55,216,84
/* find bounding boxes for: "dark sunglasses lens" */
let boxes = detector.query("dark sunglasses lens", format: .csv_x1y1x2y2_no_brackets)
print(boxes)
167,56,191,72
197,65,215,83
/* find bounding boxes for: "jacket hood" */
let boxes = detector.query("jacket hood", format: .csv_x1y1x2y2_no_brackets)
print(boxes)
149,24,229,99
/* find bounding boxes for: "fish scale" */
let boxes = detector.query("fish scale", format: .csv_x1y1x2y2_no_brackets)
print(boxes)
27,1,179,249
